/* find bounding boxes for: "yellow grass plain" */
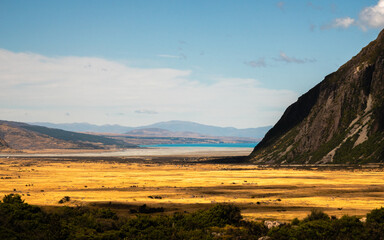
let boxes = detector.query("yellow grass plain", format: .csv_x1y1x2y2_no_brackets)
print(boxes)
1,158,384,221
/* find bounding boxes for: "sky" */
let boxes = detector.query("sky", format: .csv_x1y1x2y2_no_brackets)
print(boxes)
0,0,383,128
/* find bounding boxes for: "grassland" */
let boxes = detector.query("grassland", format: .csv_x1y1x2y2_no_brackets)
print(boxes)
0,157,384,221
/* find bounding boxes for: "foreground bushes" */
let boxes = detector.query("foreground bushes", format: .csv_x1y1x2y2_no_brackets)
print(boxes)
0,194,251,240
268,209,383,240
1,194,384,239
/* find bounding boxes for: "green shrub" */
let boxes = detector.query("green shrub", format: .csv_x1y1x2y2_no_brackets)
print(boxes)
303,209,330,222
332,215,365,240
2,193,24,204
366,207,384,239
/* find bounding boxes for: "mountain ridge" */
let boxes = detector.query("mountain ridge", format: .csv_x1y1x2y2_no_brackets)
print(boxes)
31,120,271,139
249,29,384,164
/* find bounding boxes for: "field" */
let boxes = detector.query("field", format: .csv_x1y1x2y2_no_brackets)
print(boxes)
1,156,384,221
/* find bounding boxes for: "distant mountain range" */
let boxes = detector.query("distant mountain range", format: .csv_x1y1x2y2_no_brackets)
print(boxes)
31,120,271,139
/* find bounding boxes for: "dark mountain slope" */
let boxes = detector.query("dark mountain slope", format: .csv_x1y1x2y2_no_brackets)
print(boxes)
250,29,384,164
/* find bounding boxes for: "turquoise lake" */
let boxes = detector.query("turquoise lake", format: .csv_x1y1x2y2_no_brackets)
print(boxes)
140,143,258,148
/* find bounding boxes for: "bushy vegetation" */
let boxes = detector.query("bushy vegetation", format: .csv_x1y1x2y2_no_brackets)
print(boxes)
1,194,384,239
268,209,384,240
0,194,252,240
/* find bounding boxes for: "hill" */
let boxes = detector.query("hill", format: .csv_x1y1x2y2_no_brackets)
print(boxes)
250,29,384,164
126,128,180,137
0,120,137,150
29,122,134,134
0,137,9,150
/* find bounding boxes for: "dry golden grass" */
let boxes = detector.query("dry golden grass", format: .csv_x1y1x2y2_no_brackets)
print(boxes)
1,158,384,221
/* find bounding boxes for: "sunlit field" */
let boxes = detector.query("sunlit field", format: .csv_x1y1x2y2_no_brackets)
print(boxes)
1,158,384,221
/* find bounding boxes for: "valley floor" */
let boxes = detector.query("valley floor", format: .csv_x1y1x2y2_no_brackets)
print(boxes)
1,154,384,221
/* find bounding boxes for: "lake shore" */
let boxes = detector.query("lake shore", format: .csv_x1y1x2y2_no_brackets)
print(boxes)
0,146,254,158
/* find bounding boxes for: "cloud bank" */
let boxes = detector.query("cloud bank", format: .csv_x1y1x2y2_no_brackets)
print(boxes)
322,0,384,30
321,17,355,30
359,0,384,29
0,49,297,128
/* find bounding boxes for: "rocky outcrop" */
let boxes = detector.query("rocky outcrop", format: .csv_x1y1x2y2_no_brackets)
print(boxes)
264,220,285,229
250,30,384,164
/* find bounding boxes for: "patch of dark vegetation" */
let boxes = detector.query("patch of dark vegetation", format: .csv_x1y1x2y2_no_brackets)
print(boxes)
250,193,279,198
148,195,162,199
201,191,227,195
334,132,384,164
58,196,71,204
203,156,251,164
1,194,384,239
91,202,137,209
129,204,164,214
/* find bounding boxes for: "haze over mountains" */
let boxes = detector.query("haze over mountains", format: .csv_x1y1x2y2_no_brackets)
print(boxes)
31,120,271,139
250,29,384,164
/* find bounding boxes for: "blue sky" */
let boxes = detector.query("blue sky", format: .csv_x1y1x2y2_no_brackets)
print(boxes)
0,0,383,128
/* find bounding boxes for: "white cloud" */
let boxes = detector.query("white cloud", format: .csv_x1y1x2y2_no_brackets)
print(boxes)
359,0,384,29
321,0,384,30
0,49,298,128
332,17,355,28
244,58,266,68
134,109,158,114
157,54,180,59
321,17,355,30
274,52,316,64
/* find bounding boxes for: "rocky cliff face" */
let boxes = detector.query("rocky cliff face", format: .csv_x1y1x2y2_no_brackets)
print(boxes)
250,30,384,164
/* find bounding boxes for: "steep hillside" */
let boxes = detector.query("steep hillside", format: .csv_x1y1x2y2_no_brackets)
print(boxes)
0,120,137,150
30,122,134,134
250,30,384,164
